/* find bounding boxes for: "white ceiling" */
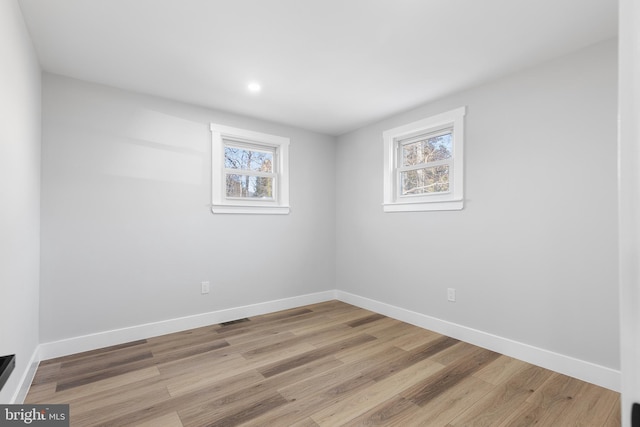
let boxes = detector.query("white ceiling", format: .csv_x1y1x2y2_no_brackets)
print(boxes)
18,0,617,136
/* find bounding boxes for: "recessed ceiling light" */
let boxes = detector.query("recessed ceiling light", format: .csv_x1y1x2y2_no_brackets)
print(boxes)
247,82,261,93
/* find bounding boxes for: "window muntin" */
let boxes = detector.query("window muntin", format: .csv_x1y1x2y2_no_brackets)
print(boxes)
383,107,465,212
224,144,274,172
211,124,290,214
400,164,450,195
226,174,274,199
398,128,453,196
400,130,452,167
224,141,276,200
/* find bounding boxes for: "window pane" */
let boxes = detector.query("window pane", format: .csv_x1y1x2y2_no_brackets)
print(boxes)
224,146,273,172
401,165,449,195
402,132,452,166
226,174,274,198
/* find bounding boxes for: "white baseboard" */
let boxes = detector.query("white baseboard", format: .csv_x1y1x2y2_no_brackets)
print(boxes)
335,290,621,392
39,291,336,361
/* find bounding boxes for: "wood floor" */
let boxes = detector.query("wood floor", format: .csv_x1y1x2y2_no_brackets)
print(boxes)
26,301,620,426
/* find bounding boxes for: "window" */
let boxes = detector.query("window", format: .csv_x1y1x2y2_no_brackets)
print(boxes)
383,107,466,212
211,123,290,214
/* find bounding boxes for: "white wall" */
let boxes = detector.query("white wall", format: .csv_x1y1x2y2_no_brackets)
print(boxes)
40,74,336,343
336,40,619,371
0,0,41,403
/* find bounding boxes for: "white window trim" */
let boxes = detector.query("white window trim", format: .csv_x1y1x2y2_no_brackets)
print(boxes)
211,123,290,214
383,106,466,212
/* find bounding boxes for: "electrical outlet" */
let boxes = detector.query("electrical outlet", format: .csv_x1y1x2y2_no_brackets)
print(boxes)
201,281,210,294
447,288,456,302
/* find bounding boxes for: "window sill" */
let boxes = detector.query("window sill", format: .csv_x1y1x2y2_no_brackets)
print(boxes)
211,204,290,215
383,199,463,212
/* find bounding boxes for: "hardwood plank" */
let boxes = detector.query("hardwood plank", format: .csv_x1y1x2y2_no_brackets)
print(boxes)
473,355,530,385
361,319,415,340
550,381,620,426
235,358,350,424
334,345,409,373
56,351,155,391
98,374,277,427
489,373,587,427
181,391,288,427
495,381,621,427
41,339,148,365
24,382,56,403
151,339,230,362
165,366,264,398
176,365,315,427
297,322,376,348
240,350,410,426
250,307,314,323
133,411,184,427
243,341,319,365
255,375,376,427
430,341,483,365
338,395,419,426
301,307,377,327
60,343,152,370
448,363,553,426
213,308,314,339
355,335,458,384
287,417,320,427
310,357,443,426
240,332,306,357
346,313,386,327
69,378,172,426
386,327,440,351
526,372,586,408
36,369,162,409
400,346,501,407
332,334,407,364
258,334,376,378
147,330,226,355
264,355,345,391
279,362,374,402
29,361,61,385
157,347,245,378
54,366,161,403
244,312,335,338
287,313,377,337
385,375,495,426
492,401,547,427
604,398,622,427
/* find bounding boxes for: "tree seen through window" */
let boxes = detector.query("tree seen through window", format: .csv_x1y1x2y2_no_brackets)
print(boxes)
224,146,274,198
400,132,452,195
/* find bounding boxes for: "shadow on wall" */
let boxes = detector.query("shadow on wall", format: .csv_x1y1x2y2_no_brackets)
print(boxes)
82,108,209,185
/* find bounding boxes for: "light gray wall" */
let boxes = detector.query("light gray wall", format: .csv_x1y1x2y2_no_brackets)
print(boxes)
336,40,619,369
0,0,41,403
40,74,336,342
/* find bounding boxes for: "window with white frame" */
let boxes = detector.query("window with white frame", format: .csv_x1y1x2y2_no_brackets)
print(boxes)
383,107,466,212
211,123,290,214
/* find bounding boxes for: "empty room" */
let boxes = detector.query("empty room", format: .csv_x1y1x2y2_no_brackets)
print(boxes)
2,0,640,426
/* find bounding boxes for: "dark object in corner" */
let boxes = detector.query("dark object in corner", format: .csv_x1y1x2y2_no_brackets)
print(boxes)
0,354,16,391
633,402,640,427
